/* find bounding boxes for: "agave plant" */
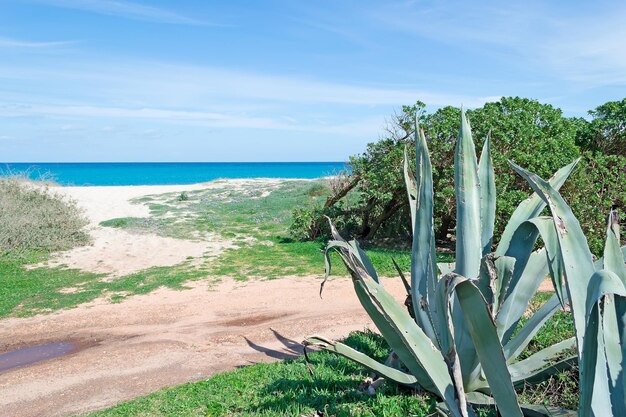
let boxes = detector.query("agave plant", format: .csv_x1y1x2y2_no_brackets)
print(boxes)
511,164,626,416
304,111,585,416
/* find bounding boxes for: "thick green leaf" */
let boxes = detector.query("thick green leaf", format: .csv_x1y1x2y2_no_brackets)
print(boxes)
452,111,482,389
433,274,469,415
452,275,523,416
508,337,576,382
454,110,482,279
604,209,626,283
579,270,626,416
304,336,419,387
509,161,595,353
513,356,577,389
496,160,579,257
494,255,515,315
438,262,455,276
478,131,496,256
403,145,417,231
520,404,577,416
503,293,564,362
356,274,465,417
409,123,438,342
497,248,549,343
323,239,436,391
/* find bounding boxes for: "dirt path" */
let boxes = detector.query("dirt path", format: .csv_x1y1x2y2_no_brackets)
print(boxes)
0,275,405,417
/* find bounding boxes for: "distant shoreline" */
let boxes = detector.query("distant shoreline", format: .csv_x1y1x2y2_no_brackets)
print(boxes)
0,161,348,186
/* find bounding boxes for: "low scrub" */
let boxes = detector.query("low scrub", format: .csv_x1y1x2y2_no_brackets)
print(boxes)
0,177,90,256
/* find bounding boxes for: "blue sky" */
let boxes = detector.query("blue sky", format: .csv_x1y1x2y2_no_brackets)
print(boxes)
1,0,626,162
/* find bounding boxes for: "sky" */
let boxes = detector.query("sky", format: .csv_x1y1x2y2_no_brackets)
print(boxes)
1,0,626,162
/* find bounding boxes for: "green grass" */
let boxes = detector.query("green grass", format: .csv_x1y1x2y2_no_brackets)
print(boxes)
0,180,450,317
0,252,213,319
89,331,438,417
101,180,453,280
90,298,577,416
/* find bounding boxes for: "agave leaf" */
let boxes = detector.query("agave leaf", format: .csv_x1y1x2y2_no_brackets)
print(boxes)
408,121,438,343
352,279,436,391
391,257,411,295
520,404,577,417
603,209,626,283
403,145,418,231
526,217,566,306
496,159,579,257
321,239,361,296
508,337,576,382
304,336,419,387
433,274,469,415
454,110,482,279
603,295,625,416
580,270,626,416
478,131,496,256
475,254,497,307
601,215,626,415
497,248,549,342
593,244,626,271
494,255,515,315
509,161,595,354
438,262,456,276
451,111,483,390
324,239,436,391
324,231,464,413
355,273,465,417
449,274,523,416
350,239,380,283
503,293,564,363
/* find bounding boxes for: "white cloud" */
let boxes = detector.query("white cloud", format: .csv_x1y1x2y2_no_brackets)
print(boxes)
370,1,626,87
28,0,219,26
0,37,76,48
0,59,497,108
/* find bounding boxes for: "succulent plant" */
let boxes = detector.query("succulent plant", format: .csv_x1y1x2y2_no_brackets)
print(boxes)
511,162,626,416
304,110,594,416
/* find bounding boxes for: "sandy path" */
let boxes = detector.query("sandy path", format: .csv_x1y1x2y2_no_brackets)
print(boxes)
0,178,403,416
0,275,405,417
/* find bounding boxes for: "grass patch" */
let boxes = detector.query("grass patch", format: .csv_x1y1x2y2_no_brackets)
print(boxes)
101,180,454,280
0,253,213,319
89,331,438,417
91,298,577,417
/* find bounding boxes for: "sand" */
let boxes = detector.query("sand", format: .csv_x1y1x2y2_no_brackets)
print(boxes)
0,178,404,417
41,179,287,276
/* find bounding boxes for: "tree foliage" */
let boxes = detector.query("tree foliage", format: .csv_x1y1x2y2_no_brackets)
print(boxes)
290,96,626,255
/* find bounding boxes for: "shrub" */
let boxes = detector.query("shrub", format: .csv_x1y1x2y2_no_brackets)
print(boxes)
563,152,626,255
296,97,625,256
0,177,90,256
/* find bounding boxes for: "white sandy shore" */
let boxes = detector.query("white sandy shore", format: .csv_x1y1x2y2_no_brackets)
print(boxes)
41,179,289,276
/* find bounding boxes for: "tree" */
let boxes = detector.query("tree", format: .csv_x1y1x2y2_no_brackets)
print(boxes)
291,97,621,255
579,98,626,156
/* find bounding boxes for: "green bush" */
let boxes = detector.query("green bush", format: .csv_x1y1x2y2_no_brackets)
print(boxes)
0,177,90,256
562,152,626,254
299,96,623,255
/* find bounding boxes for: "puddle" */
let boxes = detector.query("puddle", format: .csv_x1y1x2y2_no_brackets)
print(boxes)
0,341,78,373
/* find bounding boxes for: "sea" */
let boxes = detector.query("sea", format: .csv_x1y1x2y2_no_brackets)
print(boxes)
0,162,348,186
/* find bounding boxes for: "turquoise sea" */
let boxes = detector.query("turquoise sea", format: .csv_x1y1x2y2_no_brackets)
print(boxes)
0,162,348,186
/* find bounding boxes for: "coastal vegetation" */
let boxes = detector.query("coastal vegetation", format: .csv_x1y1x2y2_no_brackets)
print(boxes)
0,176,89,257
1,97,624,416
291,97,626,256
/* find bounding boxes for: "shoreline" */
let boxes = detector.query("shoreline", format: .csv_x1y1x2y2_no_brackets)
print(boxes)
51,176,321,189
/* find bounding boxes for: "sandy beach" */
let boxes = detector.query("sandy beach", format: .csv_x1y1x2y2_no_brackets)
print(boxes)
42,179,288,276
0,179,401,417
